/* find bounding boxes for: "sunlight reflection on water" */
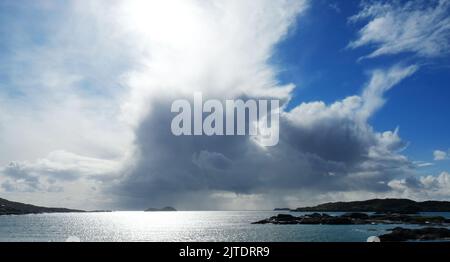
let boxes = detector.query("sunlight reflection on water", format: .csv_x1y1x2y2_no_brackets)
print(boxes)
1,211,447,242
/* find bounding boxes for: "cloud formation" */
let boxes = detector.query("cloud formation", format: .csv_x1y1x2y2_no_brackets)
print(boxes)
388,172,450,200
0,0,133,208
434,150,449,161
113,61,418,209
0,0,448,210
349,0,450,59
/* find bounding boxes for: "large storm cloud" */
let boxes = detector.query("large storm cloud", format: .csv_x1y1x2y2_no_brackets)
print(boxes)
113,63,417,209
107,0,419,209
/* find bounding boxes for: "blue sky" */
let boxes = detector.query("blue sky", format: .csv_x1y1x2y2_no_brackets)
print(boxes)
274,0,450,175
0,0,450,210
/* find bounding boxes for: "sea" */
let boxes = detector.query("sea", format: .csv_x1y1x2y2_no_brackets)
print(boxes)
1,211,449,242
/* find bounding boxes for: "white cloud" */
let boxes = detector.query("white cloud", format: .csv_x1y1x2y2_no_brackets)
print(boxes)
388,172,450,200
0,1,133,167
0,150,121,192
285,64,418,126
0,150,122,209
434,150,448,160
348,0,450,59
117,0,306,127
413,161,434,168
359,65,418,120
0,1,134,207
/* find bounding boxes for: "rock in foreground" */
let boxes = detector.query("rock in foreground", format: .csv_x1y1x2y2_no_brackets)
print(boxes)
379,227,450,242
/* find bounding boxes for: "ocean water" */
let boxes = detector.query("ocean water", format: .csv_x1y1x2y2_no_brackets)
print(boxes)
0,211,449,242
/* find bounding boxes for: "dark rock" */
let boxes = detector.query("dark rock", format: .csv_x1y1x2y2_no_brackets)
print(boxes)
307,213,323,218
298,217,322,224
252,219,270,224
275,214,295,220
379,227,450,242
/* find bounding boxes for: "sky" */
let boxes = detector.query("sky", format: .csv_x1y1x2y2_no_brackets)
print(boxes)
0,0,449,210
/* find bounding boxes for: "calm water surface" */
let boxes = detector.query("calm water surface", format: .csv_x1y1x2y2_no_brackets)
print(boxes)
1,211,448,242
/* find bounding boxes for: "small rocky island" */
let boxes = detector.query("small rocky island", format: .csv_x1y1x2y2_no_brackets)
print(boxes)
0,197,84,215
145,206,177,212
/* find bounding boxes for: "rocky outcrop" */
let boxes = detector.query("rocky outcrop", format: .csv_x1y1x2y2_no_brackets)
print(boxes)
253,213,352,225
252,212,450,226
379,227,450,242
0,197,84,215
145,206,177,212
